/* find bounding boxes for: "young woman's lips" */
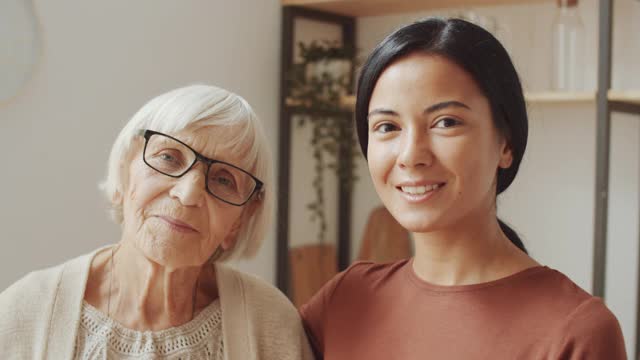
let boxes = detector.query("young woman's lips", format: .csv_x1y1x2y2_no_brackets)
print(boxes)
156,216,198,233
396,183,446,203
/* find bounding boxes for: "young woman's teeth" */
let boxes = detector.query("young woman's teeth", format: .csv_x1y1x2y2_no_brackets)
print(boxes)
401,184,440,195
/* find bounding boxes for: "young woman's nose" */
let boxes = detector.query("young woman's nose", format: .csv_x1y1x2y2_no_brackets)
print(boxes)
169,162,207,207
397,128,434,169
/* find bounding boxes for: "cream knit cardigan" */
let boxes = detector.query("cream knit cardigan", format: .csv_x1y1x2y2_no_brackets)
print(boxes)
0,247,314,360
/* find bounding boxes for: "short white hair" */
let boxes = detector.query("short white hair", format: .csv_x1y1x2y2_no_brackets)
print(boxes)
100,84,274,261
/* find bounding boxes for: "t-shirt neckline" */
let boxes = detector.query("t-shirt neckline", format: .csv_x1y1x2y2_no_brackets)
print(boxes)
404,258,549,293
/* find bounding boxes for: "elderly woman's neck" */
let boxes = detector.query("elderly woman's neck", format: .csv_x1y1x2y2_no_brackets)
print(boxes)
107,242,217,331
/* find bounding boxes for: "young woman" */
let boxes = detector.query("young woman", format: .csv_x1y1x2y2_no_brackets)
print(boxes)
301,18,626,359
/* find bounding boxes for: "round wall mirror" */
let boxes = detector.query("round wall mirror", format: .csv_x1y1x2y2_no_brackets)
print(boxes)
0,0,40,103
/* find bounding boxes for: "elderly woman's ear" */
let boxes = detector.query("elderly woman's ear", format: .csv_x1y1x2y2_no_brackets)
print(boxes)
221,218,242,251
221,198,260,251
111,137,145,208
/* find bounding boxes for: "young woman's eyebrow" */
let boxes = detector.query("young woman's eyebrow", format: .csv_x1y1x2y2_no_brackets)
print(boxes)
424,101,471,114
368,101,471,121
367,108,398,120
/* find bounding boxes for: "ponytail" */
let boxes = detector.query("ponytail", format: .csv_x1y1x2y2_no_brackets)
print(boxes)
498,218,527,254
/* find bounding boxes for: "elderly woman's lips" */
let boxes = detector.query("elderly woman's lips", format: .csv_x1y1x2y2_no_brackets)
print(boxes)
156,216,198,233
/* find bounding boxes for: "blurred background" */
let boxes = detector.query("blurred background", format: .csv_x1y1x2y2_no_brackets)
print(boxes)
1,0,639,356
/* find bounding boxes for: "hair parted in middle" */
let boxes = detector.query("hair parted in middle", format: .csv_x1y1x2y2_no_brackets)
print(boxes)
355,18,528,253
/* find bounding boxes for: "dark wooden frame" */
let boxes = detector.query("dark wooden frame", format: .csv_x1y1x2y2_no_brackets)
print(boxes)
276,6,356,295
592,0,613,301
592,0,640,356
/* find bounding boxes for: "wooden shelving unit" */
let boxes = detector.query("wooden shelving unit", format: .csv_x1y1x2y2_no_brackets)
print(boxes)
277,3,640,355
281,0,549,17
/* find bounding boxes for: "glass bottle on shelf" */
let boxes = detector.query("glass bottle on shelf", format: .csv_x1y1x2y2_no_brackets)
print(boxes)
551,0,585,91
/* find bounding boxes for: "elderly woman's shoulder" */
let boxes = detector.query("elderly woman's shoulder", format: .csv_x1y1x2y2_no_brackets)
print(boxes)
0,258,80,356
1,263,64,307
216,265,314,359
0,251,92,311
216,264,299,316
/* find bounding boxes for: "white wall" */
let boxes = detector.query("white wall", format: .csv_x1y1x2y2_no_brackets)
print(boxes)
0,0,281,289
351,0,640,355
2,0,639,354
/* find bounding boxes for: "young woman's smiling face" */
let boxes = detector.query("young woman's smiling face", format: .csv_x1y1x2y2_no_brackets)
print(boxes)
367,53,513,234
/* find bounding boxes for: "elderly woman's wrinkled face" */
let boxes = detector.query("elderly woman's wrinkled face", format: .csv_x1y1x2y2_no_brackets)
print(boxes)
121,126,250,269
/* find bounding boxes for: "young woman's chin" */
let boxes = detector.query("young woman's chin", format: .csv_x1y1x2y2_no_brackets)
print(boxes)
388,209,448,234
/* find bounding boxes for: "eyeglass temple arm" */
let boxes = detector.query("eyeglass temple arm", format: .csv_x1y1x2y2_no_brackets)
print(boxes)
255,185,265,201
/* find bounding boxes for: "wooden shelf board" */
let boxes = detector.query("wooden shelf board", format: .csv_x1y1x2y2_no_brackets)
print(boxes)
281,0,550,17
525,91,595,103
339,92,599,108
608,90,640,106
288,90,640,112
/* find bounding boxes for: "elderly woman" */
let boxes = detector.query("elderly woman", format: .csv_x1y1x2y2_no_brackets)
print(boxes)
0,85,313,359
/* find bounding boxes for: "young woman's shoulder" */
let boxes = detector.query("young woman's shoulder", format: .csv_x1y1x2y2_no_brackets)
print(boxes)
551,296,625,357
534,268,626,358
299,260,409,326
299,259,409,355
343,258,410,282
528,267,608,312
321,259,410,298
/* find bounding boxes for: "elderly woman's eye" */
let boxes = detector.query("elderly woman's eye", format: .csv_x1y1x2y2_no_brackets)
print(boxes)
211,172,237,189
149,150,186,173
159,153,177,162
158,152,183,166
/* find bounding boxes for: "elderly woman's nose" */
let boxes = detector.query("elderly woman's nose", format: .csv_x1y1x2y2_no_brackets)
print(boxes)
397,128,434,169
169,165,206,207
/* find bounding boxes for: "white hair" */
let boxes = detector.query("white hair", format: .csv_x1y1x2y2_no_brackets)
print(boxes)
100,84,274,261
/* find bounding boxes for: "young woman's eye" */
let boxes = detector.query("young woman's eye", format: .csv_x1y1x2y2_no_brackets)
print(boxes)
433,117,460,129
374,123,399,133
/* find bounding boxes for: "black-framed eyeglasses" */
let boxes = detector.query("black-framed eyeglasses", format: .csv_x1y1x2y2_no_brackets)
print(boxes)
138,129,264,206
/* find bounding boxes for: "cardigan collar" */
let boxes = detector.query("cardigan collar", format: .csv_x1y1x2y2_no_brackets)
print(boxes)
46,246,250,359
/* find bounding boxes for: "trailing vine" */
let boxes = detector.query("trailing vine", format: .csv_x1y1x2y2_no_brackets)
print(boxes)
287,41,359,243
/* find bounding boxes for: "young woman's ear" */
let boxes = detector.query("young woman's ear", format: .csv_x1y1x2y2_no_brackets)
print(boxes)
498,141,514,169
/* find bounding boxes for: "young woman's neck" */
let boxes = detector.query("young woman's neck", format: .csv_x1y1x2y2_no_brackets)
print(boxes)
411,209,537,286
